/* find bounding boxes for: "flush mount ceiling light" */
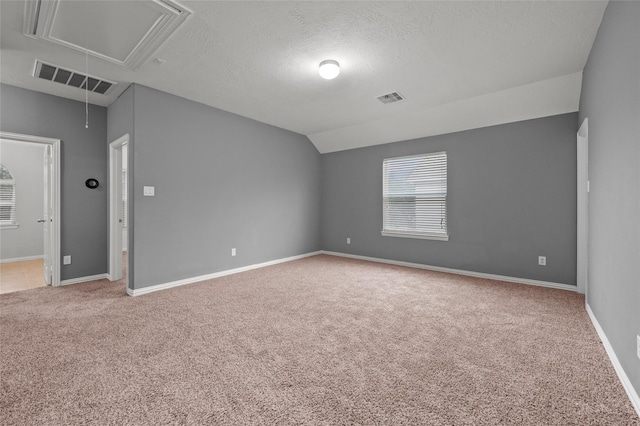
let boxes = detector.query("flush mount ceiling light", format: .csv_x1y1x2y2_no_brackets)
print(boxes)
319,60,340,80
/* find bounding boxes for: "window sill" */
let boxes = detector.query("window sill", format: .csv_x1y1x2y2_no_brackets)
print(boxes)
0,224,19,230
381,230,449,241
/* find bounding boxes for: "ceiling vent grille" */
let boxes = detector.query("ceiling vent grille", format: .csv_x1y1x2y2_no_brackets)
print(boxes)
377,92,404,104
33,60,116,95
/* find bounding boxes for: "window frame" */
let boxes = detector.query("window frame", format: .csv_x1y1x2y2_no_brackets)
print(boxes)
381,151,448,241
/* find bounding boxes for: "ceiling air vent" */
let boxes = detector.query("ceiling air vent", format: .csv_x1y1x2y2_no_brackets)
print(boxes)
377,92,404,104
33,60,116,95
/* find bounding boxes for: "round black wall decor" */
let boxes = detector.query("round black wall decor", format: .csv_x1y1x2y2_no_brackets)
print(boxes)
85,178,99,189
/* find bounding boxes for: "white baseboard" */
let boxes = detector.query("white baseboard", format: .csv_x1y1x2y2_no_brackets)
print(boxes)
0,255,44,263
60,273,109,286
127,251,322,297
586,304,640,417
321,251,576,292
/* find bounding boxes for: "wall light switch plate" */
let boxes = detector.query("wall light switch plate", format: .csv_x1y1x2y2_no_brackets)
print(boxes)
143,186,155,196
347,238,351,244
63,255,71,265
538,256,546,266
231,248,236,257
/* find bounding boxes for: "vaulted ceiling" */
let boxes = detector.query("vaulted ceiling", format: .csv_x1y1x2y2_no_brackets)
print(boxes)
0,1,608,152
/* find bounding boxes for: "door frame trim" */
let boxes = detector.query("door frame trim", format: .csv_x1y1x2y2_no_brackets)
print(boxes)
108,134,128,281
0,131,61,287
577,118,589,296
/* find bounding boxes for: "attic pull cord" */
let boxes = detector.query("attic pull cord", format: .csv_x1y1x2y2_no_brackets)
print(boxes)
85,46,89,129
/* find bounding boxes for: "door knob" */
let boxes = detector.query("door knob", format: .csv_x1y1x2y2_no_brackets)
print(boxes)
37,219,46,223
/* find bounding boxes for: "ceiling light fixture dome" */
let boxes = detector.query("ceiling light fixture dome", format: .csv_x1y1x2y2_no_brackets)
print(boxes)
319,60,340,80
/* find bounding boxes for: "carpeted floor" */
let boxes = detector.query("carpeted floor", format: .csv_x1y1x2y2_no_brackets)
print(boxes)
0,254,637,425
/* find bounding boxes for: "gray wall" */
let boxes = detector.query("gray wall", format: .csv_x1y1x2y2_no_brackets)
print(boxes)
0,84,108,280
322,113,578,285
129,85,321,289
579,1,640,396
0,140,45,260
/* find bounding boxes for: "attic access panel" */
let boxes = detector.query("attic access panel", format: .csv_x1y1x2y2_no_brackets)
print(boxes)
23,0,191,70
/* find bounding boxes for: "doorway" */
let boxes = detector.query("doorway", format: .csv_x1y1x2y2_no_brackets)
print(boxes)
0,131,61,291
108,134,128,284
577,118,589,297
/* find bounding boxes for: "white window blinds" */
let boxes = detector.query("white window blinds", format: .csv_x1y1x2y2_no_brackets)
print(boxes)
0,164,16,227
382,151,448,240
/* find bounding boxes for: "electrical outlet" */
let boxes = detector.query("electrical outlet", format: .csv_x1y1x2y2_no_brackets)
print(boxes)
637,335,640,360
347,237,351,244
63,255,71,265
231,248,236,257
538,256,546,266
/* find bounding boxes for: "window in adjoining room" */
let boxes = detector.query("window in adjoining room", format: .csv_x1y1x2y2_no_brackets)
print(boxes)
0,164,17,228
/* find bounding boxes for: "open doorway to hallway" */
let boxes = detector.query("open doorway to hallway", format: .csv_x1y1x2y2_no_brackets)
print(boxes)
0,139,49,294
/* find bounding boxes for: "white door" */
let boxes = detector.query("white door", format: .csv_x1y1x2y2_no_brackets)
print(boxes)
42,145,53,285
109,135,128,281
122,144,128,252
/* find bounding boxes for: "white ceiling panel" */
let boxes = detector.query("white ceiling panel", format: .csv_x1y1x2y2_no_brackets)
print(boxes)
0,1,608,152
309,72,584,153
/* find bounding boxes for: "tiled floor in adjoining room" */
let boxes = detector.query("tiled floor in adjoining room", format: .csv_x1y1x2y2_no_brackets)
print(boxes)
0,259,47,294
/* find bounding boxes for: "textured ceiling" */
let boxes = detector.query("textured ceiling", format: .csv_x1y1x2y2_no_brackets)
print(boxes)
0,1,608,152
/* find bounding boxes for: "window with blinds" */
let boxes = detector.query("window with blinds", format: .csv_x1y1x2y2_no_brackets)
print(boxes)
0,164,17,227
382,151,448,241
